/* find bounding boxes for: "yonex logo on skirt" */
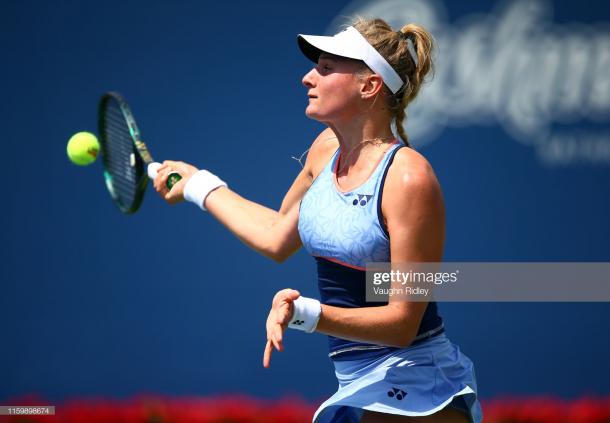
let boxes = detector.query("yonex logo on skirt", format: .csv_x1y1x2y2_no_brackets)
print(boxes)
388,387,407,400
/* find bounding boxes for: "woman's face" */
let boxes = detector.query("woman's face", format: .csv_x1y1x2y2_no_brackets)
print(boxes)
302,54,367,124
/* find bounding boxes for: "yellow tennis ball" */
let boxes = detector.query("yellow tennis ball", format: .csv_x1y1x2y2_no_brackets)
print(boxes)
67,132,100,166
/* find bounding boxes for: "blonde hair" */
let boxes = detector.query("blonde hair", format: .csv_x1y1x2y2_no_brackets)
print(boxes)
352,18,435,147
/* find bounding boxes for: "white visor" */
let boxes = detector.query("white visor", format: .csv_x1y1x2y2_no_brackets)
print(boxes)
297,26,404,94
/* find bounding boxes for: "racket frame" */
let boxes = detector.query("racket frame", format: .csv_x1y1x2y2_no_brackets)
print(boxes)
98,92,153,214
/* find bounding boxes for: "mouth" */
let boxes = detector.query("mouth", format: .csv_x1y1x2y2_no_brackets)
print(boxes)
307,93,318,100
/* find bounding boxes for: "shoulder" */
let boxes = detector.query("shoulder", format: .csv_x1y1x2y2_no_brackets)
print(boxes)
386,146,441,198
303,127,339,180
382,146,445,261
382,146,444,216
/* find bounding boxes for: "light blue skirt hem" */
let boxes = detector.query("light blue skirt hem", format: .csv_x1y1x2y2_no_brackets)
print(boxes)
313,387,476,422
312,334,483,423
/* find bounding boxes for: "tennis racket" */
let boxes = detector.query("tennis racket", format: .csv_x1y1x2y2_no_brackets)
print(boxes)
98,91,181,213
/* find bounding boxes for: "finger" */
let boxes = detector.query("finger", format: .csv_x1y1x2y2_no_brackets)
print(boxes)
287,289,301,300
272,289,289,305
267,317,283,351
277,313,291,327
164,181,185,203
274,288,299,306
153,176,165,194
272,325,284,352
263,340,273,368
276,305,292,325
154,167,171,193
154,177,168,195
279,289,300,303
270,330,282,352
162,160,178,167
276,310,287,325
266,309,276,330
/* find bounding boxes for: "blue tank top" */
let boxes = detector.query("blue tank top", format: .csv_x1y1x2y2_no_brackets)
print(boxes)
298,141,444,360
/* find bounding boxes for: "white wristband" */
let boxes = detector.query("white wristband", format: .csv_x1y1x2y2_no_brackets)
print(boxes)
289,297,321,333
183,169,227,211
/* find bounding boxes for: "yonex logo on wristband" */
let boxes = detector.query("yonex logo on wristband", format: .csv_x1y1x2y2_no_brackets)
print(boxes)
288,297,321,333
352,194,373,206
387,387,407,400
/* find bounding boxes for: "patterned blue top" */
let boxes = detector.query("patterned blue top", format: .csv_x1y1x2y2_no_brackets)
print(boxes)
298,142,444,360
299,143,400,270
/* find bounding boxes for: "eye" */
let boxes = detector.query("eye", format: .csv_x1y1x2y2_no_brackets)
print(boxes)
317,63,332,73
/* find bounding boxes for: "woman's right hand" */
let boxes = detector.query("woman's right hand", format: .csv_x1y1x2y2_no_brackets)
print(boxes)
153,160,199,205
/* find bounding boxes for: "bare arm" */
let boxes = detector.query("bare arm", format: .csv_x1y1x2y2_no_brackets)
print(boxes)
153,128,338,262
202,170,308,262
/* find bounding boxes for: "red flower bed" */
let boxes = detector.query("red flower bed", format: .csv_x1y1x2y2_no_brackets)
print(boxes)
484,396,610,423
2,395,610,422
0,396,316,423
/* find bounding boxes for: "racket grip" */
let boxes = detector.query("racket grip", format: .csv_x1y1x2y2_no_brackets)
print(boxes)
166,172,182,189
147,162,182,190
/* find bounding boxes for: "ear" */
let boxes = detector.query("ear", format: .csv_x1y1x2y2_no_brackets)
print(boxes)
360,74,385,99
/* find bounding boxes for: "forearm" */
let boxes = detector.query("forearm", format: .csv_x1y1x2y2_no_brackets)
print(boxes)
315,303,425,348
204,187,299,261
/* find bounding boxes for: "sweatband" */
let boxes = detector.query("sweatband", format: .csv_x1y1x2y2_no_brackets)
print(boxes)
183,169,227,211
288,297,322,333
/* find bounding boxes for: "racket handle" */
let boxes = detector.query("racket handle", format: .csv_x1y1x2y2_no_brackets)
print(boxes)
147,162,183,190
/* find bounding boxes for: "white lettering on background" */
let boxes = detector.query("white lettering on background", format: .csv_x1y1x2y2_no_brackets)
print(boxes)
329,0,610,165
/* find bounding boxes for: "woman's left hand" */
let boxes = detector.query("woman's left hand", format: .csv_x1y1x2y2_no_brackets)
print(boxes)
263,289,301,368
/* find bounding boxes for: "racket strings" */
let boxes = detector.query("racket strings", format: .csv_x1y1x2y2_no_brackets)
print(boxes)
101,100,142,211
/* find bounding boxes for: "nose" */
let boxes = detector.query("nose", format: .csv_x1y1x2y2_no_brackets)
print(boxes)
302,67,317,88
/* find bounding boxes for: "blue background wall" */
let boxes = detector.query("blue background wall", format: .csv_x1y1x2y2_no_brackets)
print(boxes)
2,0,609,404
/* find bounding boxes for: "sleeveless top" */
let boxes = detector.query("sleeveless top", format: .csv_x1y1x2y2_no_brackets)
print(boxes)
298,141,444,360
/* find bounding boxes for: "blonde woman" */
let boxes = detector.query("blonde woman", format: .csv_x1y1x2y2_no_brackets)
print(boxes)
154,18,481,423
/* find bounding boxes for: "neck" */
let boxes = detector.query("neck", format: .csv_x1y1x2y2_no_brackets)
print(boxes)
328,117,395,172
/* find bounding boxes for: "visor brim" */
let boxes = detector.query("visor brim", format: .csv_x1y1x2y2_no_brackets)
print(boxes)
297,33,364,63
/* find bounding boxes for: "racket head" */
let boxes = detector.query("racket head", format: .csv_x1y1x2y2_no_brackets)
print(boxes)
98,92,153,213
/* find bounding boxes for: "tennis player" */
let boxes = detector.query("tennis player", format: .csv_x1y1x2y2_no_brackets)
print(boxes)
153,18,481,423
